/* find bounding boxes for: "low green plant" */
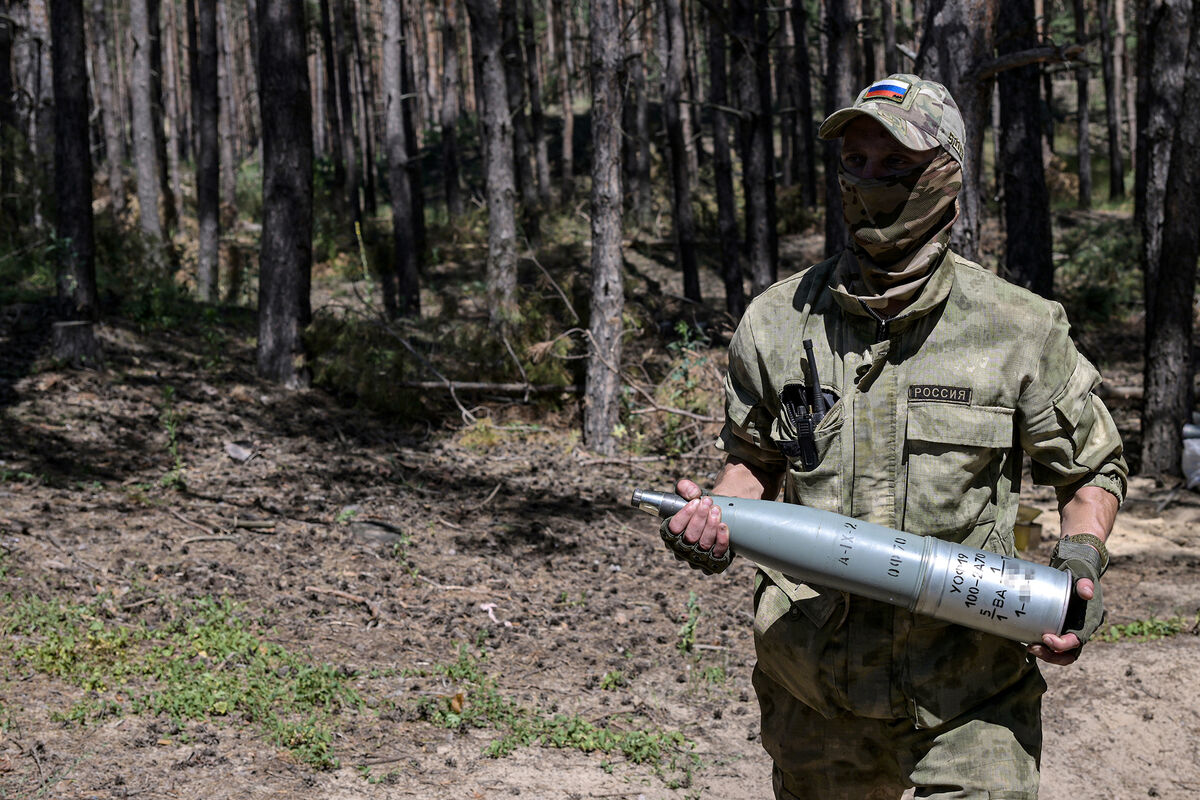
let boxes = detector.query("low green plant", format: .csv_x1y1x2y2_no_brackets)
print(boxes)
1100,614,1198,642
599,670,627,690
2,595,360,769
158,386,187,490
411,642,696,782
677,592,702,654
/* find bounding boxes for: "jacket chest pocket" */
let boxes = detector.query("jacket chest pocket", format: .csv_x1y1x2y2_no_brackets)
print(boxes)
903,403,1013,538
772,392,845,514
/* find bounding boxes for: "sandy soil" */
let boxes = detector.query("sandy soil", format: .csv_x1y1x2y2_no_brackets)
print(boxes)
1,284,1198,800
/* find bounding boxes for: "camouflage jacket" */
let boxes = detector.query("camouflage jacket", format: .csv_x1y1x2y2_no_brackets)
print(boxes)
718,249,1127,727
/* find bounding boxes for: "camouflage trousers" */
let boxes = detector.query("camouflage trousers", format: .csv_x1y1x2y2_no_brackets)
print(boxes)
754,665,1044,799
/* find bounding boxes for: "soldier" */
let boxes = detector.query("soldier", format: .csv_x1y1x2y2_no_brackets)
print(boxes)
661,74,1125,799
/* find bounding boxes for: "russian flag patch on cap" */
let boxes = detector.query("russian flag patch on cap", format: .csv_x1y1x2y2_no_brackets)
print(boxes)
864,80,911,103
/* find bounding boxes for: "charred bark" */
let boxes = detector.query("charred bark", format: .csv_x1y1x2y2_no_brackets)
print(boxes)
440,1,464,216
256,0,313,387
383,0,420,317
663,0,700,302
997,0,1053,298
823,0,855,257
50,0,98,322
196,0,219,302
708,7,744,318
89,0,125,221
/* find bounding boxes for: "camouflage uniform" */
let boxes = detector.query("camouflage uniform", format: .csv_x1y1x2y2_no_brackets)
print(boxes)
718,251,1127,798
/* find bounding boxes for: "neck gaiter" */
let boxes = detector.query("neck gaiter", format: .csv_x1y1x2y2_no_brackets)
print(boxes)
836,152,962,308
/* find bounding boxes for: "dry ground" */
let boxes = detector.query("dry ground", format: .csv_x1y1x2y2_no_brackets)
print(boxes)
0,256,1198,800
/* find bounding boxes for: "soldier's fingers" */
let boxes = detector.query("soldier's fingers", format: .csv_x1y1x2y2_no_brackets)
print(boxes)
675,479,702,501
667,498,700,534
1074,578,1094,600
1027,642,1080,666
711,522,731,558
696,504,722,551
682,496,713,545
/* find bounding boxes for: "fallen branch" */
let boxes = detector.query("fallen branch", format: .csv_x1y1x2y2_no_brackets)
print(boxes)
397,380,580,394
972,43,1086,81
304,585,384,625
168,508,218,536
181,535,238,546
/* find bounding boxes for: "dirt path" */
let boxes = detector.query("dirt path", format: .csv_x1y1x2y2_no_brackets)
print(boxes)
0,300,1197,800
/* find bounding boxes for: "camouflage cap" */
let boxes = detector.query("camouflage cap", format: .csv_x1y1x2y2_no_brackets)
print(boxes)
819,74,966,169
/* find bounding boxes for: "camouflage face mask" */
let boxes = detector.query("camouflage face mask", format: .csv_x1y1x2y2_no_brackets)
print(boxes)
836,152,962,307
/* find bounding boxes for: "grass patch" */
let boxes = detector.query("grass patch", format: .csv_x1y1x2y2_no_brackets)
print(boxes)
1,595,361,769
1100,614,1199,643
411,640,699,785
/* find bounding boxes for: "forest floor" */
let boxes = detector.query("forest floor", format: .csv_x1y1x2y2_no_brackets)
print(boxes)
1,223,1199,800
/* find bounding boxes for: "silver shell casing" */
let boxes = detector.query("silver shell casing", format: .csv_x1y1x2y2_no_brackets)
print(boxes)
632,490,1071,643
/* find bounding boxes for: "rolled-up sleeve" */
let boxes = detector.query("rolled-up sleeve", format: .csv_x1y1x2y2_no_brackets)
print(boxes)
1017,304,1128,506
716,313,787,472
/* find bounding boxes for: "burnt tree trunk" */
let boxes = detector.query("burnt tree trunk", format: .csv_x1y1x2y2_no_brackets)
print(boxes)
318,0,346,195
440,1,464,216
791,0,817,207
557,0,576,200
333,0,361,221
708,7,744,318
521,0,550,205
663,0,700,302
89,0,125,221
1136,0,1189,324
583,0,623,455
0,8,13,230
465,0,519,326
1072,0,1092,209
622,1,648,226
256,0,313,387
1141,2,1200,476
500,0,537,243
51,0,98,322
823,0,855,257
351,3,377,216
733,0,777,295
383,0,420,317
881,0,897,75
195,0,219,301
997,0,1053,298
149,0,176,234
914,0,996,262
1097,0,1125,199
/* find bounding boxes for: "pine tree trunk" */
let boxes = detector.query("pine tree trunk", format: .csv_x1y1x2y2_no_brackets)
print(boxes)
791,1,817,206
148,0,176,234
913,0,996,262
881,0,897,75
998,0,1054,298
89,0,126,221
556,0,575,200
318,0,346,191
256,0,313,388
130,0,163,242
186,0,199,155
216,0,237,224
823,0,854,257
1136,1,1190,364
400,21,426,260
732,0,777,294
195,0,219,302
500,0,537,244
440,1,464,216
1116,0,1134,166
1097,0,1125,198
1141,4,1200,476
1040,0,1055,153
51,0,98,322
521,0,550,205
383,0,420,317
351,4,377,216
0,9,13,229
708,7,744,318
777,9,795,188
663,0,700,302
333,0,362,221
162,0,182,220
465,0,519,326
583,0,623,455
1072,0,1092,209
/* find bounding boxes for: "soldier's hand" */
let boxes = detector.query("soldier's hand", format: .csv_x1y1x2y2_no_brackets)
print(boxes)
669,479,730,558
1026,578,1095,666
